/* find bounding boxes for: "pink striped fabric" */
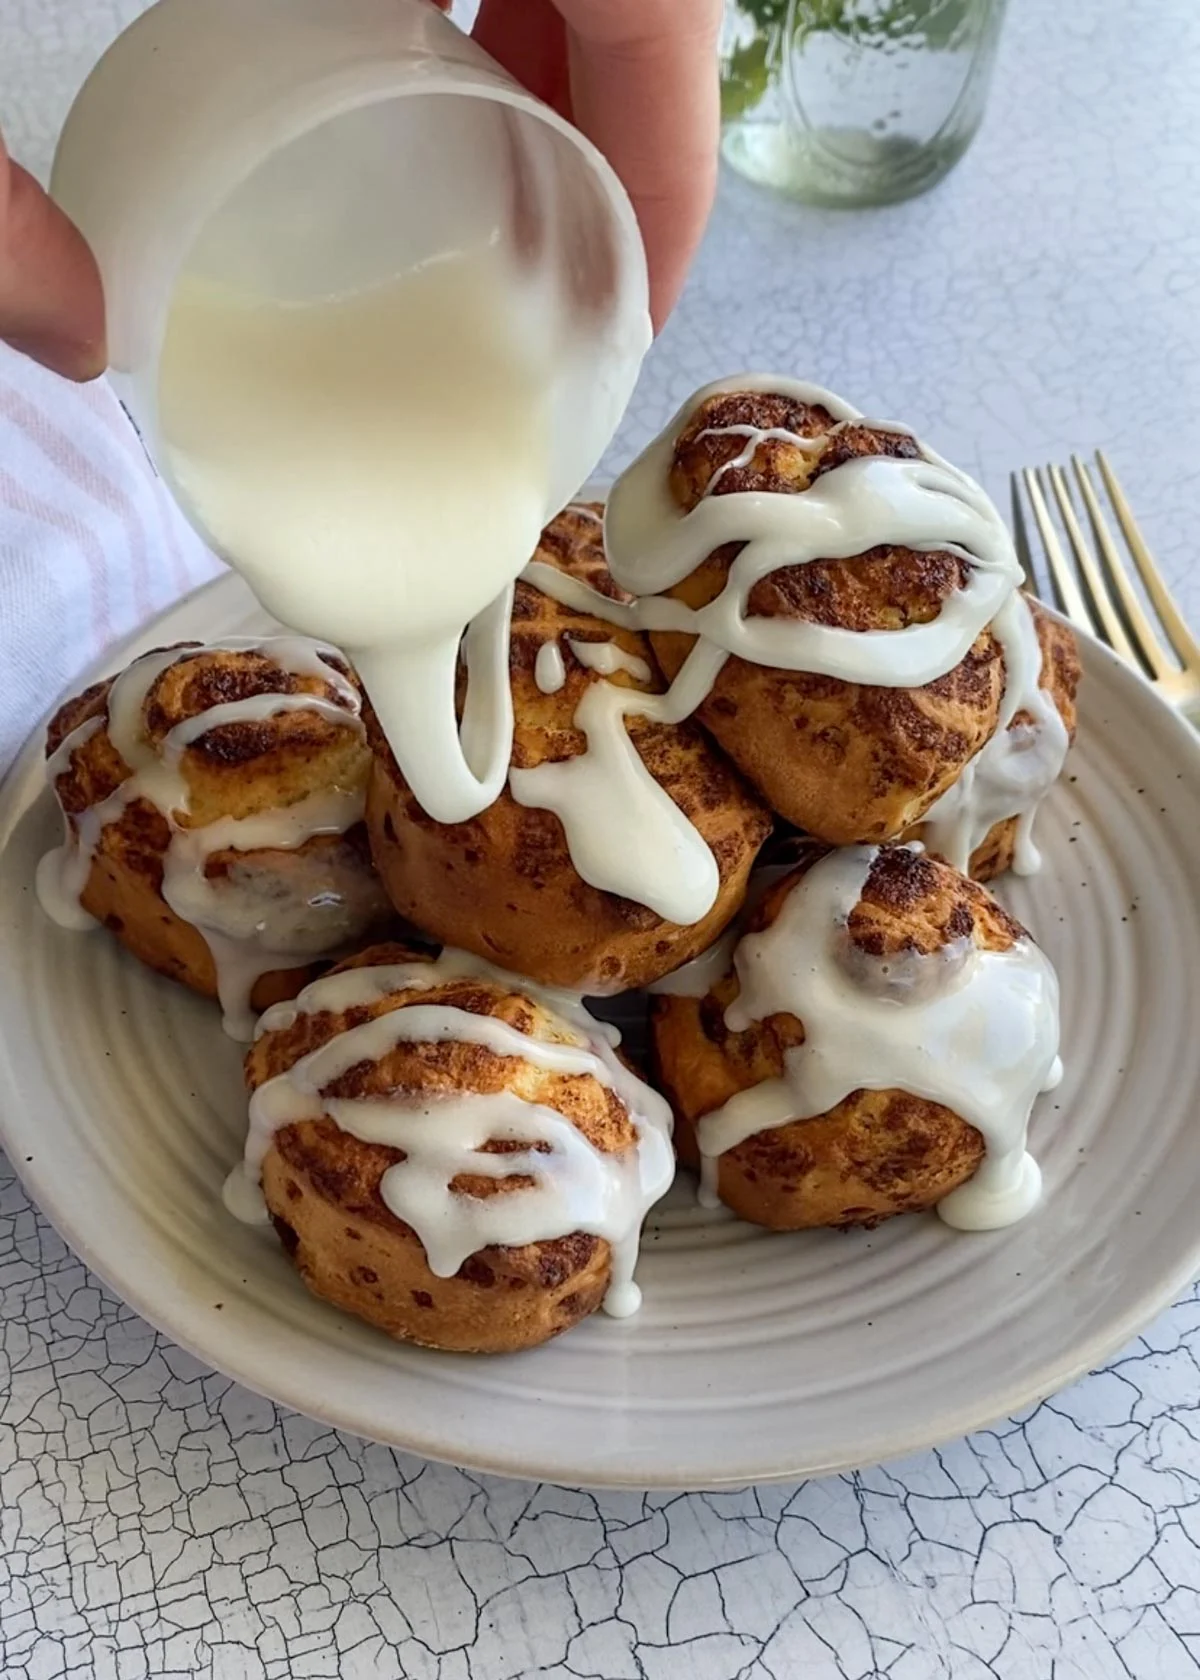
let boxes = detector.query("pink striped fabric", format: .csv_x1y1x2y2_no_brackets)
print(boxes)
0,343,222,774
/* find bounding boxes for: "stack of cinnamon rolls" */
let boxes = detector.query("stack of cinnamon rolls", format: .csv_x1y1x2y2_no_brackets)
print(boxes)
38,375,1078,1354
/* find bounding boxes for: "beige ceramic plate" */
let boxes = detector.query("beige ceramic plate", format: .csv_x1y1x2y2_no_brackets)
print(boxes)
2,571,1199,1488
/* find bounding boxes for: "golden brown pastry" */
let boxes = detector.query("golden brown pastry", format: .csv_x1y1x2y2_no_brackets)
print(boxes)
652,843,1061,1231
911,598,1081,880
38,638,392,1036
366,504,773,993
636,390,1009,844
241,941,674,1353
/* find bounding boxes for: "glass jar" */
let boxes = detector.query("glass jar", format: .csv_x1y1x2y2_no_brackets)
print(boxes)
720,0,1008,207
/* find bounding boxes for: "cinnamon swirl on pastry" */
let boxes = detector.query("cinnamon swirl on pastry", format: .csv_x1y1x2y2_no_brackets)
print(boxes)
229,941,674,1352
652,843,1061,1232
602,378,1026,847
37,637,391,1037
366,504,772,993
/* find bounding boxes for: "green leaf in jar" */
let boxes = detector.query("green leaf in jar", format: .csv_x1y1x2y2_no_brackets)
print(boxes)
731,0,983,54
721,0,986,124
720,34,775,121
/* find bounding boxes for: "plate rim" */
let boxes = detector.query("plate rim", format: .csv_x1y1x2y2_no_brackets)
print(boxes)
3,571,1200,1488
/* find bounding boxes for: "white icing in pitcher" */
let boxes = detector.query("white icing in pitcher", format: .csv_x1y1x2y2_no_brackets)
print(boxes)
157,247,568,826
37,638,376,1039
921,594,1070,875
226,948,674,1317
693,846,1061,1231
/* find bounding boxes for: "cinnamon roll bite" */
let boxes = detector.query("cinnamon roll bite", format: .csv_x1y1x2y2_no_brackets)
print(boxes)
37,638,391,1038
652,844,1061,1232
604,378,1028,847
228,942,675,1353
366,504,772,994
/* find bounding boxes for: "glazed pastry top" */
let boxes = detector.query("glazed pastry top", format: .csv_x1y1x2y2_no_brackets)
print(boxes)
524,375,1071,902
603,374,1021,687
231,942,675,1318
509,507,729,924
682,844,1062,1231
665,390,985,636
38,637,372,1037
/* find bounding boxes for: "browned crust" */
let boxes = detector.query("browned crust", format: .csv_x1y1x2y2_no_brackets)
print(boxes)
650,847,1026,1230
366,506,773,991
654,396,1009,842
246,941,637,1155
669,392,839,505
47,641,366,821
263,1148,607,1354
44,643,387,1008
650,623,1004,845
250,941,636,1352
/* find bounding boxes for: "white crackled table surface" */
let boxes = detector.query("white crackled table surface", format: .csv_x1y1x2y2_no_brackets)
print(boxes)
3,2,1200,1677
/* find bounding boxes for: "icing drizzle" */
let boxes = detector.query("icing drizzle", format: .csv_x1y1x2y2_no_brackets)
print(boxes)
534,640,566,694
692,846,1062,1230
603,376,1022,687
510,652,721,927
921,593,1071,875
566,637,653,685
225,948,675,1317
509,373,1039,926
37,638,377,1039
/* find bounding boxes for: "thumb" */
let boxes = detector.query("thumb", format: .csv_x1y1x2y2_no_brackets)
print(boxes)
1,132,106,381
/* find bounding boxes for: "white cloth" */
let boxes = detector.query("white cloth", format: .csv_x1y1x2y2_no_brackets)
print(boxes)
0,341,222,776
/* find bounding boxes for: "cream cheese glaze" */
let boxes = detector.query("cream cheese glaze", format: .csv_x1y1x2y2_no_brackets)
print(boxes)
531,635,650,695
921,593,1071,875
566,638,653,684
603,375,1022,686
693,846,1062,1231
512,373,1043,929
37,637,373,1039
533,639,566,695
224,948,675,1318
509,658,722,925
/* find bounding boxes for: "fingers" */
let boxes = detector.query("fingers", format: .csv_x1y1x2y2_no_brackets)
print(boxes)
554,0,723,332
0,132,106,380
473,0,571,116
473,0,721,332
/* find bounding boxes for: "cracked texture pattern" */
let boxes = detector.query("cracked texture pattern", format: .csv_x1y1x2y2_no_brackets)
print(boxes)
3,0,1200,1675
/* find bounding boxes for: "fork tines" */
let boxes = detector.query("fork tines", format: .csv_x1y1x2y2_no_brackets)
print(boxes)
1015,455,1200,708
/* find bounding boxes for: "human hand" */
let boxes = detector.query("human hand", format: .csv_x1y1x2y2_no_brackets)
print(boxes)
471,0,723,331
0,128,105,379
1,0,720,376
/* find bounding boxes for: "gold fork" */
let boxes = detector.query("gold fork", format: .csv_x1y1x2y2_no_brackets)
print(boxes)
1013,453,1200,716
